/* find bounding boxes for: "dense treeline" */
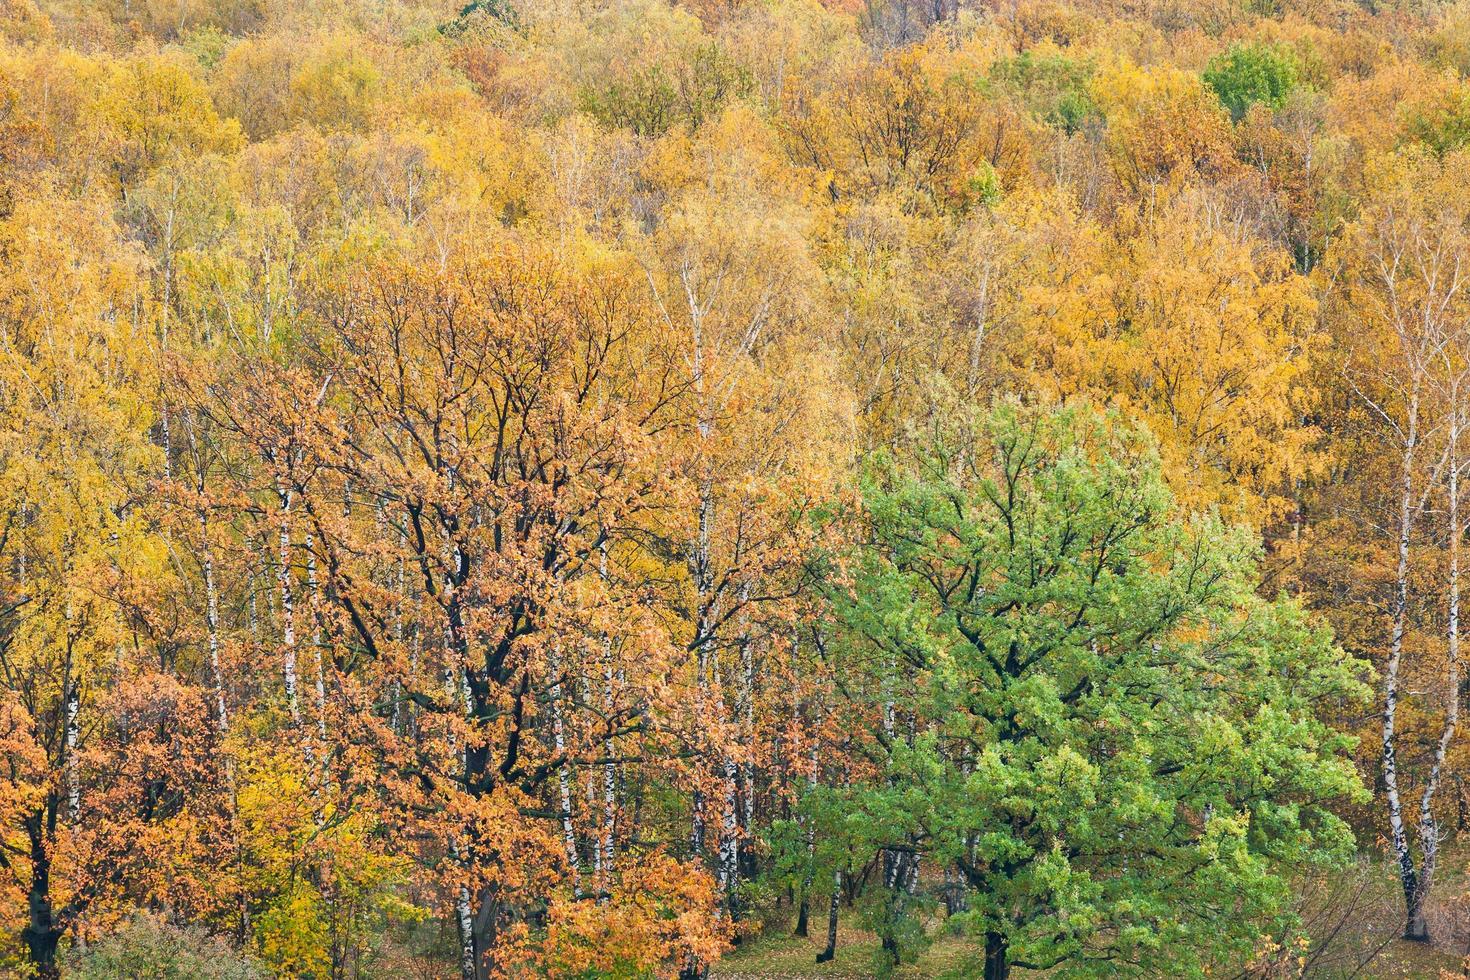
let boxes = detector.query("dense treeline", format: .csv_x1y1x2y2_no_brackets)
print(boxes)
2,0,1470,975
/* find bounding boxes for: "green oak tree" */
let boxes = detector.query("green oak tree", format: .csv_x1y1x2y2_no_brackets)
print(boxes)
1203,43,1301,122
818,402,1367,980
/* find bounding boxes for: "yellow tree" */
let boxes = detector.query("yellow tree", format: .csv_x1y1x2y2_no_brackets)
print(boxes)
633,105,836,933
1324,147,1470,943
0,191,227,977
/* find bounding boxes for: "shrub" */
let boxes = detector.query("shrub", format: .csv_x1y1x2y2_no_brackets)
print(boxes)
67,914,266,980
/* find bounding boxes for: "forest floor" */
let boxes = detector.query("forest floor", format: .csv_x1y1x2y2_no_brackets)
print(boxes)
711,931,1461,979
711,923,1464,978
711,851,1470,978
709,922,978,979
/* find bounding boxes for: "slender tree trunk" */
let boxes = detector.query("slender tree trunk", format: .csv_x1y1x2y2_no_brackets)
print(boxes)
796,729,818,939
816,871,840,963
1384,395,1422,939
198,489,243,941
1414,395,1464,940
391,526,405,735
690,475,714,861
600,652,617,901
738,627,756,884
62,670,85,958
689,309,715,864
794,888,811,937
598,537,616,902
456,882,476,980
201,511,229,732
277,482,300,724
447,829,478,980
63,683,80,824
548,643,581,892
718,744,740,919
794,630,816,938
248,550,260,644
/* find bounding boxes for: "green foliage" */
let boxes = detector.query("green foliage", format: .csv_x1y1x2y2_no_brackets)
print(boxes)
823,402,1368,976
1403,84,1470,156
961,160,1002,210
443,0,521,34
176,26,235,70
1203,43,1301,122
857,882,935,974
67,916,266,980
989,48,1100,134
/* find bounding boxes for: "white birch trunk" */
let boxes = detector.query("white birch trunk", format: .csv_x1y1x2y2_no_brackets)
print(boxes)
718,747,739,912
690,476,714,859
1384,392,1422,938
64,681,80,823
202,511,228,732
1416,391,1464,935
599,537,616,902
548,643,581,892
392,526,406,735
738,603,754,863
276,482,300,724
455,864,476,980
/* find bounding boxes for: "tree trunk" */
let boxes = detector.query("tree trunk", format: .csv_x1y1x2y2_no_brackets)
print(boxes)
63,684,80,824
201,511,229,732
1412,396,1464,941
794,889,810,937
718,752,740,919
548,644,581,893
470,886,503,980
796,674,818,938
737,607,757,887
688,304,717,867
690,477,715,863
984,931,1009,980
22,820,62,980
1384,394,1421,939
943,865,968,915
1405,887,1430,942
816,871,840,963
598,537,616,903
391,524,405,735
277,482,300,724
456,883,477,980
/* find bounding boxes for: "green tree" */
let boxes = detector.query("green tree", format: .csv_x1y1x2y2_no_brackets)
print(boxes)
824,402,1367,980
1203,43,1300,122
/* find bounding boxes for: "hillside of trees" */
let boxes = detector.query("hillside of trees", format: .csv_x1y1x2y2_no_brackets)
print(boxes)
5,0,1470,975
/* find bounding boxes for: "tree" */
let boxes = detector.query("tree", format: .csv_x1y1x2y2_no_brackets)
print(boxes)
1203,43,1301,123
1328,147,1470,942
192,240,726,980
823,402,1367,979
0,188,232,978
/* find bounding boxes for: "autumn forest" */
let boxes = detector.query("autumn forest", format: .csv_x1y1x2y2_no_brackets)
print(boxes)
5,0,1470,975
